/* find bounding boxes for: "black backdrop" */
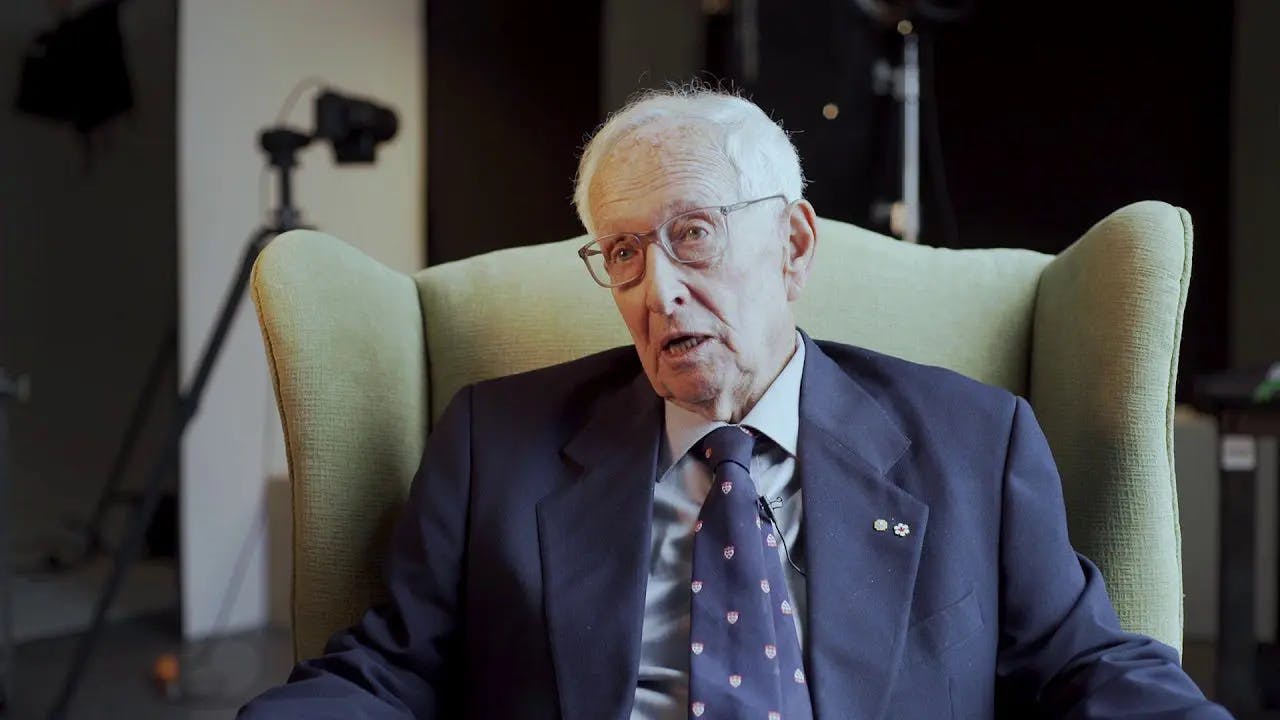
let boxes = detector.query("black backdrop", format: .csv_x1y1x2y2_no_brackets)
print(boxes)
932,1,1231,391
426,0,601,265
426,0,1230,393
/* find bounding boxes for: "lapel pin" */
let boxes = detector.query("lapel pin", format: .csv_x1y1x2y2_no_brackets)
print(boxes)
894,522,910,537
873,518,889,532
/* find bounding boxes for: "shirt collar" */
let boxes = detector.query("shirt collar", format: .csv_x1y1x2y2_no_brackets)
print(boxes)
663,330,805,465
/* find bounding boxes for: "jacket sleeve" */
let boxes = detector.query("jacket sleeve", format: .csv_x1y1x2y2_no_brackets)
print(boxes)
995,396,1231,719
238,386,474,719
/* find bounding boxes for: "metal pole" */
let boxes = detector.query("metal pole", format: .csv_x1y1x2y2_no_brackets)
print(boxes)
0,370,21,715
900,27,921,244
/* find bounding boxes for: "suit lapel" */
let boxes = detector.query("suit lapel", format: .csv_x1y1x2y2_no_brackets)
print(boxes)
797,333,928,720
538,371,662,720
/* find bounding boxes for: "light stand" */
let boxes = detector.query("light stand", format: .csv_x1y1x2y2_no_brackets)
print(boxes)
871,20,922,242
860,0,969,244
45,79,401,714
45,129,315,719
47,326,175,573
35,83,402,588
39,127,332,580
0,370,25,716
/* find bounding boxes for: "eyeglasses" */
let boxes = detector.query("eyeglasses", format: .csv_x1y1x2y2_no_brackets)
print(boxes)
577,194,788,288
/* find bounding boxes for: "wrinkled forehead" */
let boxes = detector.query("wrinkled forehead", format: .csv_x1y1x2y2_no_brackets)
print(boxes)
588,122,740,234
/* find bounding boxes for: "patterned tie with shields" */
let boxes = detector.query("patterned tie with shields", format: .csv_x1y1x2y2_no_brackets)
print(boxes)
688,426,813,720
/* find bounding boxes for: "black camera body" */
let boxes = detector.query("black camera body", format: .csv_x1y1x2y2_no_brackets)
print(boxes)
314,90,399,164
258,88,399,169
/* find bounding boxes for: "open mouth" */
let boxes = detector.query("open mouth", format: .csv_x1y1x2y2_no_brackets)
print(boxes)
662,334,711,357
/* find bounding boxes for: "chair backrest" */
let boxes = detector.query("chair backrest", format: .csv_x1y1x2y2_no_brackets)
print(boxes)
253,202,1191,661
420,218,1048,422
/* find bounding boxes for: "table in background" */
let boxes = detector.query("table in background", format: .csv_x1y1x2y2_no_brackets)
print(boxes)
1194,368,1280,716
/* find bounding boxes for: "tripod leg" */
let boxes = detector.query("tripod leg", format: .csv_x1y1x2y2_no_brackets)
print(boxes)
71,326,178,564
47,227,278,720
0,373,19,713
182,227,279,413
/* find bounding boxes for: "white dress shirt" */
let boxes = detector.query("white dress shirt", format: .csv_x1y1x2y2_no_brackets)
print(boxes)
632,332,807,720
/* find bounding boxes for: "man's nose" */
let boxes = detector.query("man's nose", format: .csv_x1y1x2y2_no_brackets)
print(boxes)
642,244,688,314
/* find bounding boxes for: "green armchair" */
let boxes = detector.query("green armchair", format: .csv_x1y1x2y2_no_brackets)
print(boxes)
251,201,1192,662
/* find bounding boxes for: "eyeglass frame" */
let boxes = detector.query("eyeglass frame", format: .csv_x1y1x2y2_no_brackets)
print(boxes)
576,193,790,288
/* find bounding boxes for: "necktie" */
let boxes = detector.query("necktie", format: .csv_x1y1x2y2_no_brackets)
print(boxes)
688,426,813,720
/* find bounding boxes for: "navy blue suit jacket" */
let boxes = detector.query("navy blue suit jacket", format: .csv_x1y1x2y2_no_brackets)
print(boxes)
240,334,1228,719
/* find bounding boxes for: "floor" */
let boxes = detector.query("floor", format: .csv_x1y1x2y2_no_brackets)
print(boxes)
1183,639,1280,719
3,612,292,720
11,559,177,644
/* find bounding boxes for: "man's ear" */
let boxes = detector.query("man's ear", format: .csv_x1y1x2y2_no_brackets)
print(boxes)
782,199,818,302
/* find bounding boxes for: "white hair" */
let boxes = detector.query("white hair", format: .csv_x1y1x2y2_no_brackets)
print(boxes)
573,85,805,235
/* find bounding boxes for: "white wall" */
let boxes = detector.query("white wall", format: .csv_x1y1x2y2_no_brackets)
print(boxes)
178,0,424,639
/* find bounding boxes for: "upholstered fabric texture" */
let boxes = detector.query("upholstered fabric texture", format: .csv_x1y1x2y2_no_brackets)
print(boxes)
251,238,427,661
251,201,1191,661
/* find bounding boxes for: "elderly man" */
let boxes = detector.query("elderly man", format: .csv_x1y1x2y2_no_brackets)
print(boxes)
241,89,1228,719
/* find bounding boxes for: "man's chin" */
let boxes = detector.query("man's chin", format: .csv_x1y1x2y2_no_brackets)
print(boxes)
656,372,722,410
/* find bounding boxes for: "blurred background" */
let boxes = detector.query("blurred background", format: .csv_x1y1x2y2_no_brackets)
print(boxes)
0,0,1275,717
